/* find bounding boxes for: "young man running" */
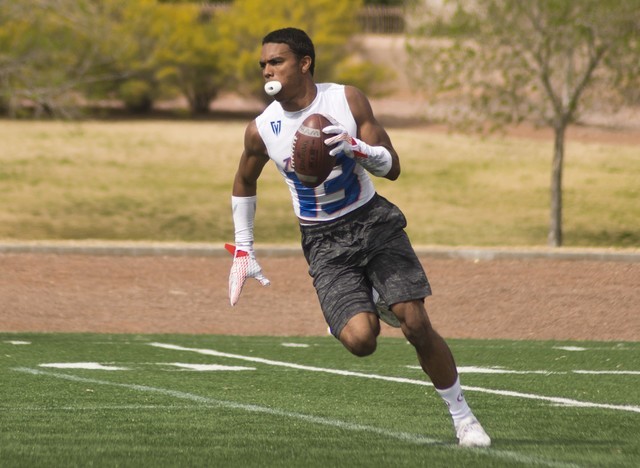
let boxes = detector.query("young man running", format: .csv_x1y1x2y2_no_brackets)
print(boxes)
228,27,491,448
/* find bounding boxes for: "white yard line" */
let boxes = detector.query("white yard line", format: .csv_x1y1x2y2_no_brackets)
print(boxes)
12,367,580,468
420,366,640,376
164,362,255,371
39,362,129,370
0,404,202,411
149,342,640,414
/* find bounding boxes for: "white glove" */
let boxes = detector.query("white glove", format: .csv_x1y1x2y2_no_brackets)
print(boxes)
225,243,270,306
323,124,392,177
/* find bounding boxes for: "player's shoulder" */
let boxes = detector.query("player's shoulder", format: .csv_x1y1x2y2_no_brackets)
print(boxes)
317,82,347,97
318,81,364,96
342,85,374,123
256,100,283,124
318,82,369,111
243,119,267,155
343,85,369,105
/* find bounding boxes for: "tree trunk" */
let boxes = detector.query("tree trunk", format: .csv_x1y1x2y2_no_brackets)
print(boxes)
548,124,565,247
190,91,214,115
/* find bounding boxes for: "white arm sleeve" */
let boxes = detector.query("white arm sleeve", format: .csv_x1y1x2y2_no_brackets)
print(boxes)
232,195,256,249
353,140,392,177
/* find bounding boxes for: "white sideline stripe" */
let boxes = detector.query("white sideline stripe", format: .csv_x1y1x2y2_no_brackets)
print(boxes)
12,367,579,468
150,342,640,414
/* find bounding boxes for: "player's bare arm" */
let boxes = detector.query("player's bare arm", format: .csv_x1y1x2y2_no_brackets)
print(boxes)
232,120,270,197
344,85,400,180
228,119,271,306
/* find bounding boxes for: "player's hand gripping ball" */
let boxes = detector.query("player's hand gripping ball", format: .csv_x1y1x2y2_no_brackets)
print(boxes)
291,113,335,188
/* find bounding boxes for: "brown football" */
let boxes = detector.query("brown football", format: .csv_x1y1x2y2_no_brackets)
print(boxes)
291,113,335,188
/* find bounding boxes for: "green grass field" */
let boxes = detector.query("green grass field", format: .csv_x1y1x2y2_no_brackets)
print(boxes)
0,120,638,247
1,333,638,467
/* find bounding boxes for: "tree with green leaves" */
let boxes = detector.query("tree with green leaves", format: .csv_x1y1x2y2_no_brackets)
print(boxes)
406,0,640,247
152,3,226,114
0,0,130,117
0,0,167,117
0,0,228,116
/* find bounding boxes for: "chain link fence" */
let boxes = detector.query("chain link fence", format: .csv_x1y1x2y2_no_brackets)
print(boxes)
201,3,406,35
357,6,405,34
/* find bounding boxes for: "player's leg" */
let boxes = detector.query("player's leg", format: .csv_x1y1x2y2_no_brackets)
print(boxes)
337,312,380,357
392,300,457,388
365,197,491,447
299,204,383,356
393,300,491,447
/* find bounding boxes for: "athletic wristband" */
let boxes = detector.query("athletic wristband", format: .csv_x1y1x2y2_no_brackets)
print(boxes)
352,139,393,177
231,195,256,249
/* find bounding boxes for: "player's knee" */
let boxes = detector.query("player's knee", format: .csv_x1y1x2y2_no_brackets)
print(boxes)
341,332,377,357
338,312,380,356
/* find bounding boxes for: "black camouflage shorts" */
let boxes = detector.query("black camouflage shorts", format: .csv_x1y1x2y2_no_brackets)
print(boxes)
300,194,432,338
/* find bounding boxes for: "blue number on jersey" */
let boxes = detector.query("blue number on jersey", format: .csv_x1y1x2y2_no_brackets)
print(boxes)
288,155,361,218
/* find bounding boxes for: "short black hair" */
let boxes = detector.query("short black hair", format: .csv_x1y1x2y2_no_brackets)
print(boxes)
262,27,315,76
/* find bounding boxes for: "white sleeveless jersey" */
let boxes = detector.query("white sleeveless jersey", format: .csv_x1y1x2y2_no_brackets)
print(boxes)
255,83,376,222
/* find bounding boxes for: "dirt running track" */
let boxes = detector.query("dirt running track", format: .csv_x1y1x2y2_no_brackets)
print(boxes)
1,252,638,342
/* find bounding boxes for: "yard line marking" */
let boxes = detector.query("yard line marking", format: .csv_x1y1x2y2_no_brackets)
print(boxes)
461,385,640,413
12,367,580,468
451,366,556,375
1,404,208,411
164,363,255,371
150,342,640,414
39,362,129,370
573,370,640,375
423,366,640,376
